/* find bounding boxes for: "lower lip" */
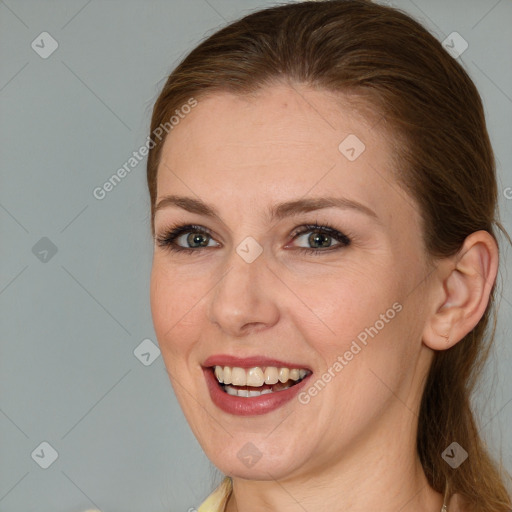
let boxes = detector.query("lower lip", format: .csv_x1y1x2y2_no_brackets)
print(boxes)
203,367,311,416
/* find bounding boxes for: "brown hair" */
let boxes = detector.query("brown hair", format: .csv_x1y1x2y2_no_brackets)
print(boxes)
146,1,512,510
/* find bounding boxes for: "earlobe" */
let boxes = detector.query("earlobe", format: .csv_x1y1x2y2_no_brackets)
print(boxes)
422,230,499,351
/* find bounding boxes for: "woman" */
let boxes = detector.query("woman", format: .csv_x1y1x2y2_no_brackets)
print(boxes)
147,1,512,511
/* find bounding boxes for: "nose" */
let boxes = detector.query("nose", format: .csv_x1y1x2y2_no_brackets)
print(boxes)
206,242,280,338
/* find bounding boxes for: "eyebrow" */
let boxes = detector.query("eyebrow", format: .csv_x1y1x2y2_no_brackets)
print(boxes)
155,194,380,224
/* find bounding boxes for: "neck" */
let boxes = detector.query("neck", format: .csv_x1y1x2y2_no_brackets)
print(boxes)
226,466,444,512
225,405,445,512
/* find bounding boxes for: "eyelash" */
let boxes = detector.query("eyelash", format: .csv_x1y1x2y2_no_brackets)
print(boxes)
155,221,352,256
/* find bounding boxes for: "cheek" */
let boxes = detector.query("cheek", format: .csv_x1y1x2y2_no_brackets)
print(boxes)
149,265,171,339
297,267,411,407
294,264,399,348
149,261,204,361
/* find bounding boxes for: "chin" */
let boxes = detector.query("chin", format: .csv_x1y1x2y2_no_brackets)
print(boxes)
203,437,309,481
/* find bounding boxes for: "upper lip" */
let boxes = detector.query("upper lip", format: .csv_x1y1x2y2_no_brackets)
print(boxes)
203,354,312,371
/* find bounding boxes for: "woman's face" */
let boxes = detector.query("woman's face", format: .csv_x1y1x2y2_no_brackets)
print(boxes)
150,84,436,480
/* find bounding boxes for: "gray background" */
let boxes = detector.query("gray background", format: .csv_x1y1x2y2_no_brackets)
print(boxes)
0,0,511,511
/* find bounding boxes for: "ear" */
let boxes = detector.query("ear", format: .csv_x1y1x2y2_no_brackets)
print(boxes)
422,230,499,351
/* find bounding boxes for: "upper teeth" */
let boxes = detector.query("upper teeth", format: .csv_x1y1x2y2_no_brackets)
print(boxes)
213,366,308,387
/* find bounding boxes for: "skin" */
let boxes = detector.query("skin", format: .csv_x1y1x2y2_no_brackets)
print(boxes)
150,83,498,512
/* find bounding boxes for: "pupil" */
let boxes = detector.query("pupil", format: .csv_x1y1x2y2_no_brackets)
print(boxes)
310,232,330,248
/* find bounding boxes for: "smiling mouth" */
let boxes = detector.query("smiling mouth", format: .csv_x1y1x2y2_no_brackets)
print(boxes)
211,365,311,397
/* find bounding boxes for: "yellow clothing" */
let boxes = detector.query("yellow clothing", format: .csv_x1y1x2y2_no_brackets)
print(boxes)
198,477,232,512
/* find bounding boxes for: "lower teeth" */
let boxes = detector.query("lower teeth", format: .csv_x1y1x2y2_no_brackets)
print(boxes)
223,381,296,397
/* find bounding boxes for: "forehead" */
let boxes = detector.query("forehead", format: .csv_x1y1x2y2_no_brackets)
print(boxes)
161,84,380,164
156,84,413,228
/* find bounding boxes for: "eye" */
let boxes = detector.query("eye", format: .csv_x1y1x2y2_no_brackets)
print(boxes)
155,221,351,255
155,224,218,254
288,223,351,255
